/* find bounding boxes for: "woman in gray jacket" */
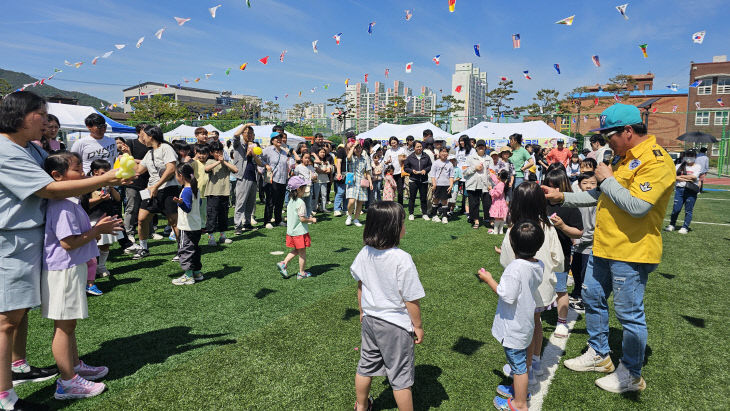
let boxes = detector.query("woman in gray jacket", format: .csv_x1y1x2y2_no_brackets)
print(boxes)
463,140,493,229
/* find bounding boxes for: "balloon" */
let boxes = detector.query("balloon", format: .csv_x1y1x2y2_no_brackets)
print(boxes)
253,146,263,155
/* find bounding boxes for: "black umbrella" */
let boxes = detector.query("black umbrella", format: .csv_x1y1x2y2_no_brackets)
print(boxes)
677,131,718,143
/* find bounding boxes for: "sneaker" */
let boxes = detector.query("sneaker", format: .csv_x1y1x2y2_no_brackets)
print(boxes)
54,375,105,400
678,227,688,234
409,214,415,221
96,267,110,278
564,346,615,373
594,362,646,393
493,396,517,411
234,227,243,236
278,222,287,227
276,262,289,279
163,225,172,236
345,216,353,226
297,271,312,279
502,363,514,377
221,237,233,244
441,216,448,224
86,285,103,296
569,295,581,303
533,358,545,376
569,301,585,313
193,272,204,282
168,233,176,241
171,255,180,262
208,237,217,246
422,215,430,221
250,218,258,225
554,323,570,338
431,216,440,223
151,233,164,240
496,384,532,400
567,274,575,287
334,210,342,217
265,223,274,229
12,365,58,386
664,225,675,232
132,248,149,260
74,360,108,381
353,219,362,227
123,243,141,254
353,394,373,411
172,275,194,285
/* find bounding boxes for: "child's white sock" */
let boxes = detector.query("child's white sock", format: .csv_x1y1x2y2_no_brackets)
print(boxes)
98,250,110,269
139,240,148,249
0,389,18,410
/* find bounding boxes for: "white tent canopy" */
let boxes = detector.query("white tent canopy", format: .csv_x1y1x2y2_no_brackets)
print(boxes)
356,122,451,143
451,121,575,148
163,124,222,139
47,102,136,133
217,124,305,147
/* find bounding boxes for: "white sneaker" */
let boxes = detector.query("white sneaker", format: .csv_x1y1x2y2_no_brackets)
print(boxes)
431,216,440,223
208,237,217,246
250,218,257,225
265,223,274,229
123,243,140,254
678,227,688,234
594,362,646,393
554,323,570,338
96,267,110,278
172,275,195,285
564,346,615,373
54,375,105,400
333,210,342,217
151,233,164,240
441,216,448,224
353,219,362,227
221,237,233,244
664,225,675,232
422,215,430,221
409,214,415,221
345,216,352,226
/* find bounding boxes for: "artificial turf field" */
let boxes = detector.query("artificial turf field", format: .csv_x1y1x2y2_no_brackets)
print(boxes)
16,185,730,410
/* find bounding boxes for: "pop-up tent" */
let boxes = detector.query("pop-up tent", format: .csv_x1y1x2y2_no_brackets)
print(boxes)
451,121,575,148
164,124,223,139
48,102,135,133
356,122,451,143
218,124,305,147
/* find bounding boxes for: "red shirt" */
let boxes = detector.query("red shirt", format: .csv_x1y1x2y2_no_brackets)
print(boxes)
547,148,572,168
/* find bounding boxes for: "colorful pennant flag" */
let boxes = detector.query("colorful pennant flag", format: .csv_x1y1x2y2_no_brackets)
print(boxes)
54,68,62,72
298,91,302,97
522,71,532,80
667,83,678,91
455,85,462,93
405,62,413,73
695,102,701,110
114,44,126,50
345,78,349,86
405,10,413,21
333,33,342,45
448,0,455,13
246,0,251,8
280,50,287,62
639,44,648,58
672,105,677,112
512,34,521,48
500,76,509,81
92,56,99,65
385,68,389,78
239,63,248,71
473,44,480,57
690,79,702,87
594,97,599,106
259,56,269,64
433,55,440,65
324,84,329,89
209,5,221,18
614,94,621,102
136,37,144,48
368,22,376,35
312,40,318,53
693,31,706,44
225,67,231,75
205,73,212,79
616,4,629,20
592,55,600,67
194,78,200,82
155,28,165,40
364,73,368,83
554,64,560,74
555,15,575,25
102,51,113,58
310,88,316,93
174,17,191,26
718,98,725,107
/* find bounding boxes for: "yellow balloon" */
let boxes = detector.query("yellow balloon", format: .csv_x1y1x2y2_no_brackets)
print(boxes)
253,146,263,155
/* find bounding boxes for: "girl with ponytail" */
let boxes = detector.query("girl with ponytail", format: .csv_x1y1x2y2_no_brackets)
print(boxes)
171,163,202,285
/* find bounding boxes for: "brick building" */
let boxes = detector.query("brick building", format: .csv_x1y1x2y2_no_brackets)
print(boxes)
686,56,730,157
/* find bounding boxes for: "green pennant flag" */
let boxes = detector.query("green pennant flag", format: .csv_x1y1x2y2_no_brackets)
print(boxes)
225,68,231,75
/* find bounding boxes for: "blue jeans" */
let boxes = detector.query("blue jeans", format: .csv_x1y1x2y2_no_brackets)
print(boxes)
503,347,528,375
368,180,382,206
582,255,656,377
334,181,346,212
554,271,568,293
513,176,525,189
669,186,697,229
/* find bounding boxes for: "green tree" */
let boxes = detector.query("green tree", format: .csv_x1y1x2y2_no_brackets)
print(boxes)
524,89,560,116
262,101,281,122
378,96,408,123
605,74,637,97
129,95,190,123
558,86,589,134
485,80,518,123
431,95,464,129
291,102,313,124
0,79,12,97
328,93,354,136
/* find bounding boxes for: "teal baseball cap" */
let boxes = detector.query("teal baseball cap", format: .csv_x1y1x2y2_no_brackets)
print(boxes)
589,103,643,132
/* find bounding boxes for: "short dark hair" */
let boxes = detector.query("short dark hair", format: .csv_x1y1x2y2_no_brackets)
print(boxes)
700,147,708,153
0,91,47,133
47,114,59,126
509,133,523,145
173,140,191,153
194,127,208,135
84,113,106,128
629,122,647,135
577,171,596,184
510,182,548,227
589,134,606,146
388,136,399,145
209,130,219,138
208,141,223,152
406,135,414,142
135,122,149,134
544,168,573,192
423,129,433,138
272,124,285,133
194,143,210,156
43,151,81,177
363,201,405,249
89,159,112,175
314,132,323,139
142,124,165,144
510,220,545,260
580,157,597,169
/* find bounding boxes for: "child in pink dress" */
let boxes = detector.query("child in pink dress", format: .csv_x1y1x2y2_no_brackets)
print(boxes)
489,170,509,234
382,165,397,201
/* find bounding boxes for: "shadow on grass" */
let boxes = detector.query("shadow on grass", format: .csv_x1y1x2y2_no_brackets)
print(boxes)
206,264,242,279
30,326,236,407
238,230,265,240
374,364,448,410
110,258,167,276
343,308,360,321
334,247,350,253
309,263,340,277
254,288,277,299
451,337,485,356
680,315,706,328
658,272,676,279
96,277,141,293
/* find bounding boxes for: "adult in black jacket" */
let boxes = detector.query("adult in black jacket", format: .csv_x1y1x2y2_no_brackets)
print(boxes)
403,141,432,220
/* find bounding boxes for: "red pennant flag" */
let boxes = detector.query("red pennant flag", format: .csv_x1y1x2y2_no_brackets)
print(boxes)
651,107,657,113
455,85,462,93
364,74,368,83
594,97,599,106
259,56,269,64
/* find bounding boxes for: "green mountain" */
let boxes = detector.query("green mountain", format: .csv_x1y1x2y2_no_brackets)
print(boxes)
0,68,110,108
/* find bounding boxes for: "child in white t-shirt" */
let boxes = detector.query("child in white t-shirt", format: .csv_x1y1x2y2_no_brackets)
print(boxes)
351,201,425,411
478,220,545,411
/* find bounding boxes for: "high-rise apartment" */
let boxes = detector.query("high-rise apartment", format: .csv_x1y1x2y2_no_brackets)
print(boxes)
451,63,488,133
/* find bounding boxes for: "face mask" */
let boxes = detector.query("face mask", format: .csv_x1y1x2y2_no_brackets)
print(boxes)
685,157,696,164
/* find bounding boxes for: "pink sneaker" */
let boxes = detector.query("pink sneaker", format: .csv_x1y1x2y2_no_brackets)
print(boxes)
54,375,106,399
74,360,109,381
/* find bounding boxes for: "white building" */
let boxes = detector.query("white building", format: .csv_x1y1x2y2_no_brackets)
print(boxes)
345,80,436,133
122,82,261,116
451,63,488,133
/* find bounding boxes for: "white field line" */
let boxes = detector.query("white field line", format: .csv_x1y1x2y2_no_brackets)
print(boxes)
663,219,730,227
698,198,730,201
529,308,580,410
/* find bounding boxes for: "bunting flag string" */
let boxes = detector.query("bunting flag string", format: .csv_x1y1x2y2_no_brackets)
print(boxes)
174,17,191,26
555,15,575,25
512,34,520,48
312,40,319,53
155,28,166,40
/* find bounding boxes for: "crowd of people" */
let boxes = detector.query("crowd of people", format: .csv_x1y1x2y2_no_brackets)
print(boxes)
0,90,700,410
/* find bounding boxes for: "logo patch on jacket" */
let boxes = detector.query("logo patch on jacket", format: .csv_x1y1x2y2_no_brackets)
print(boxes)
652,149,663,157
629,159,641,170
639,182,652,192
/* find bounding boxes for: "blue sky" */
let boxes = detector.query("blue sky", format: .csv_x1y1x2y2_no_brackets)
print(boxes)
1,0,728,110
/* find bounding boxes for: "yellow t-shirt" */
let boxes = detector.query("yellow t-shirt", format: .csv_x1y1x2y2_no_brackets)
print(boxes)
191,160,209,198
593,136,676,264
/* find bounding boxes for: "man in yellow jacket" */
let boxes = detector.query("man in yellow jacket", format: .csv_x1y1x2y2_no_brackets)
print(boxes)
543,103,676,394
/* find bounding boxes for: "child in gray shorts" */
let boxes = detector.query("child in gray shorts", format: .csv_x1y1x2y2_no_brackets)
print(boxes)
351,201,425,411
